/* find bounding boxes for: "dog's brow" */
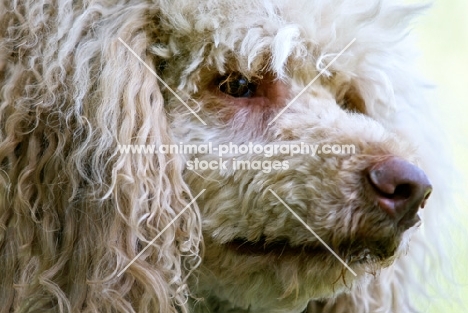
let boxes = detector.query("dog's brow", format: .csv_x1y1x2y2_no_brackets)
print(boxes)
268,38,356,125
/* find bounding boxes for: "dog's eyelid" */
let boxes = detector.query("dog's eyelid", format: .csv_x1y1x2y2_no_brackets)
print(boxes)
217,72,258,98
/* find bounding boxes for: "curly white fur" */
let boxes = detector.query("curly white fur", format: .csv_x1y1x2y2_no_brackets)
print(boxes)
0,0,450,312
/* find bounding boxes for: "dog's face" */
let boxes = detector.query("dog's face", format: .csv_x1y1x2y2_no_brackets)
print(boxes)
152,1,431,312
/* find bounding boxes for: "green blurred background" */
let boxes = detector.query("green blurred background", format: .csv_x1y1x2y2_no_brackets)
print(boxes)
414,0,468,311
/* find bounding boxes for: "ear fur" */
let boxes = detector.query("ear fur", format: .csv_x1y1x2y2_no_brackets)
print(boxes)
0,2,201,312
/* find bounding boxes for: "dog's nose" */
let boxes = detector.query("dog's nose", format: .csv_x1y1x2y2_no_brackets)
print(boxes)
367,157,432,226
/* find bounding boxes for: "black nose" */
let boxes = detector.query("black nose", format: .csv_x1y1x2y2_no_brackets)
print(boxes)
367,157,432,227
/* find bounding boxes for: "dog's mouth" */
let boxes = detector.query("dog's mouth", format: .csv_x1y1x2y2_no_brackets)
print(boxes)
225,237,327,256
225,235,400,265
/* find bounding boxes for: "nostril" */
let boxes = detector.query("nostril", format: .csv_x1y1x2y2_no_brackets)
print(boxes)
367,157,432,224
369,181,413,200
393,184,413,200
421,188,432,209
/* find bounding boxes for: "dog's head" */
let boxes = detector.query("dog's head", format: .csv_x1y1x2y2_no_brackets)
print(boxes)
0,0,436,312
150,0,433,311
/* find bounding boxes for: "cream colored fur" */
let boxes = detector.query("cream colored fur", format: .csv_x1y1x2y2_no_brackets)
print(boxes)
0,1,449,312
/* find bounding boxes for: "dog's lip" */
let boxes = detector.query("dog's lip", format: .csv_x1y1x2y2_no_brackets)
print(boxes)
224,236,400,264
225,237,328,257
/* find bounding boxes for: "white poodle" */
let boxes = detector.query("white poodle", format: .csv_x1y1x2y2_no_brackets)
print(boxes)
0,0,447,312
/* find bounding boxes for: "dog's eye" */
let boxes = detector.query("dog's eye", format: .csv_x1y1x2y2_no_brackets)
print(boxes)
218,73,257,98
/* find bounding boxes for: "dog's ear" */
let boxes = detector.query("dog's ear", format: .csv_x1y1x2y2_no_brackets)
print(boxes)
0,3,201,312
99,32,203,311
